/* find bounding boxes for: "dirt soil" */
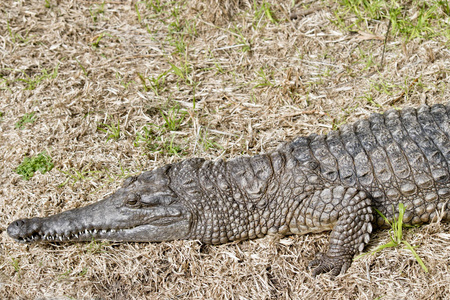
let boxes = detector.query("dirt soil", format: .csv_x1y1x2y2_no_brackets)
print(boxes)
1,0,450,299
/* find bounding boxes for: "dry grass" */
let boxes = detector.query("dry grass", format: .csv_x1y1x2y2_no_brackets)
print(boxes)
1,0,450,299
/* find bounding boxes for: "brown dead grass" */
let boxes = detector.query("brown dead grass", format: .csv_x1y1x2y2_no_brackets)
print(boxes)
1,0,450,299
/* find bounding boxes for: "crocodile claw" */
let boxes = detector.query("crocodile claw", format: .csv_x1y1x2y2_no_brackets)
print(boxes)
309,252,352,277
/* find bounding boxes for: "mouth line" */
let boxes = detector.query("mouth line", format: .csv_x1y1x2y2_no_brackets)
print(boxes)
15,227,127,243
14,215,185,243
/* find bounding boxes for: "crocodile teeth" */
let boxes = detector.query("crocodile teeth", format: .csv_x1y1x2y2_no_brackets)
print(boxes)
27,228,127,242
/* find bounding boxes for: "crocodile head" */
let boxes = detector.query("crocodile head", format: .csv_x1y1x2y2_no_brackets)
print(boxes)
7,165,193,243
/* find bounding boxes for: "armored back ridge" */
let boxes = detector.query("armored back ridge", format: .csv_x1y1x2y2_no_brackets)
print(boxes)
7,103,450,276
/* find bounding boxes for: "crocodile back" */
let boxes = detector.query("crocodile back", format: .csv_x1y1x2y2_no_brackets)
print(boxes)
288,103,450,226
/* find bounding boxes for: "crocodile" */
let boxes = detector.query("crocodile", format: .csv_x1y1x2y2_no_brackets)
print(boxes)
7,103,450,276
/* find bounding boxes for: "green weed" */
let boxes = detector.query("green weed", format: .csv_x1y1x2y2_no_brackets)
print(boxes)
370,78,400,96
148,71,169,95
137,72,150,92
59,268,73,279
91,32,112,48
213,60,225,74
58,167,102,187
78,267,88,277
355,203,428,272
169,61,194,85
199,128,223,151
160,136,186,156
230,26,251,52
11,258,20,277
15,152,54,180
16,65,58,90
7,19,31,44
145,0,164,13
116,72,134,89
75,59,88,77
253,0,278,27
160,105,187,131
334,0,450,41
15,112,36,129
134,108,188,157
86,240,111,254
97,119,121,141
254,66,274,88
331,106,358,130
359,92,381,108
137,71,168,95
134,125,157,149
90,3,105,23
0,76,11,91
134,127,186,156
135,3,142,23
357,47,376,70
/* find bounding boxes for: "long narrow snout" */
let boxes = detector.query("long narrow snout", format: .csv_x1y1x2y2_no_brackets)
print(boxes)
7,194,192,243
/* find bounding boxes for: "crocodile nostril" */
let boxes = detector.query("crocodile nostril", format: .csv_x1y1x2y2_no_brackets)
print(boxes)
15,220,26,227
7,219,26,238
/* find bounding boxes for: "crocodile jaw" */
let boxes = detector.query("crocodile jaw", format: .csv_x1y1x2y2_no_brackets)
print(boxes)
7,196,192,243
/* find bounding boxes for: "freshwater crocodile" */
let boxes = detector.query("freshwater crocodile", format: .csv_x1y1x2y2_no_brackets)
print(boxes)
7,103,450,276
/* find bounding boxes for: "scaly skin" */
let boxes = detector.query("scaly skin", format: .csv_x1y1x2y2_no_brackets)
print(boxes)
7,103,450,276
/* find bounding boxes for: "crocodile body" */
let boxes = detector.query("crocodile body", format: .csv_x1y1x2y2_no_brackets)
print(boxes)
7,103,450,275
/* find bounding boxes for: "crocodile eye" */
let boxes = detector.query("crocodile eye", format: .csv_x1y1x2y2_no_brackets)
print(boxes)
125,193,141,207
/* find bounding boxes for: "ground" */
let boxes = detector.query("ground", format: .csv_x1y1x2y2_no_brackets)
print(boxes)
1,0,450,299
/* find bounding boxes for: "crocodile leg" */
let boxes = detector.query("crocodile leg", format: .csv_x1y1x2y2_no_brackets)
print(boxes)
308,187,373,276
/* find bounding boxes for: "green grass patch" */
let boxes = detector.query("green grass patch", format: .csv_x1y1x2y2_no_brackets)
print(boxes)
86,240,111,254
254,66,275,88
15,152,54,180
355,203,428,273
253,0,278,27
144,0,165,13
7,19,31,44
169,60,194,85
333,0,450,41
58,164,136,188
15,112,37,129
198,128,223,152
91,32,113,48
134,106,188,156
229,25,252,52
58,167,102,187
137,70,169,95
160,105,187,131
75,59,88,77
89,3,105,23
17,65,58,90
97,119,121,141
134,127,186,157
11,258,20,278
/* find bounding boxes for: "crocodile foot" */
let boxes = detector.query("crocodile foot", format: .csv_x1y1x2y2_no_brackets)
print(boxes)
309,252,353,277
